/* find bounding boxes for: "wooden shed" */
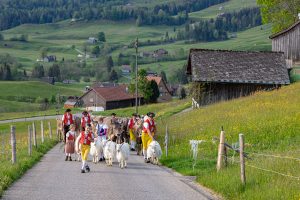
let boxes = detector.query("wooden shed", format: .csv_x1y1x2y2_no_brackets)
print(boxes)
270,20,300,68
186,49,290,106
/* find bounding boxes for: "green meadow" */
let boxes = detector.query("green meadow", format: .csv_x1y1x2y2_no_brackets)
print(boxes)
156,83,300,200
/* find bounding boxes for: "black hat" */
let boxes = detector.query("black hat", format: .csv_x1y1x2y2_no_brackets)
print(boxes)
65,109,71,112
147,112,155,117
132,113,137,117
82,111,88,115
111,113,116,116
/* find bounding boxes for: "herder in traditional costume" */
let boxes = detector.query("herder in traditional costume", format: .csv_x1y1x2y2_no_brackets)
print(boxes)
64,124,76,161
142,112,156,163
128,113,137,151
62,109,74,143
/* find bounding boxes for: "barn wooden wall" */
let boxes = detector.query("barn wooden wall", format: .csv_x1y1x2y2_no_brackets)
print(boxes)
272,24,300,66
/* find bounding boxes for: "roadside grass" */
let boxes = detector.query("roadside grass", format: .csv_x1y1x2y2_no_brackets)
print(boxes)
157,82,300,200
0,120,58,197
189,0,257,20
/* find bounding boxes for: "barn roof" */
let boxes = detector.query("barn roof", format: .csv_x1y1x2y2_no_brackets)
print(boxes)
269,20,300,39
187,49,290,85
146,76,172,94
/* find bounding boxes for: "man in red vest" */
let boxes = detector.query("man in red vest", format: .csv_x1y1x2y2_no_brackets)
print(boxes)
62,109,74,143
142,112,156,163
81,111,91,131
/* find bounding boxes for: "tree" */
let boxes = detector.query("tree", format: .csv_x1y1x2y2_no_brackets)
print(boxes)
91,45,100,56
160,70,168,83
149,80,160,103
98,32,106,42
19,34,28,42
178,86,187,99
48,63,60,80
1,64,12,80
109,69,118,82
105,56,114,72
257,0,300,33
0,33,4,41
32,63,44,78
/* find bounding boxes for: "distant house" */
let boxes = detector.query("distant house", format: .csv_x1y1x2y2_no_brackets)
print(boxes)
187,49,290,106
147,76,172,102
153,49,168,58
269,20,300,68
87,37,98,44
121,65,131,75
43,55,56,62
41,76,55,85
64,96,81,108
79,84,144,110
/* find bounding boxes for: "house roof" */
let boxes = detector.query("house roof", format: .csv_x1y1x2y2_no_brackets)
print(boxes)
187,49,290,85
147,76,172,94
269,20,300,39
82,84,140,102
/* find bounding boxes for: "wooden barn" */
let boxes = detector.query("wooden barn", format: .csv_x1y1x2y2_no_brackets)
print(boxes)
270,20,300,68
79,84,143,110
186,49,290,106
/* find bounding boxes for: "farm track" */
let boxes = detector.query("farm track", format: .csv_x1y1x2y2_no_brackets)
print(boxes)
1,143,219,200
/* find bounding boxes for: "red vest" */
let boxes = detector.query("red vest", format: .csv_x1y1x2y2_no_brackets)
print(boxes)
63,113,73,125
143,119,155,133
67,133,74,141
128,118,135,129
80,131,92,145
81,115,91,128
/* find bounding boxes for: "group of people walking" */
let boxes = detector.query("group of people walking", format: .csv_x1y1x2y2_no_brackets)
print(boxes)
61,108,157,173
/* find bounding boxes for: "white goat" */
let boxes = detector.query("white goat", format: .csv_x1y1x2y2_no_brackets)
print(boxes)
147,141,162,165
103,140,116,166
116,142,130,169
90,139,103,163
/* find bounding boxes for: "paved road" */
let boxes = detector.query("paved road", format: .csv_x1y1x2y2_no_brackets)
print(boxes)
2,143,220,200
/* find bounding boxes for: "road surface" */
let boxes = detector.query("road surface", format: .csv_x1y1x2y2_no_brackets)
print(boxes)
2,143,220,200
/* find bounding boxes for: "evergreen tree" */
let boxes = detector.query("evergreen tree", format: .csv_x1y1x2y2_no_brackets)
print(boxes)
109,69,118,82
0,33,3,41
105,56,114,73
48,63,60,80
149,80,160,103
91,46,100,56
98,32,106,42
32,63,44,78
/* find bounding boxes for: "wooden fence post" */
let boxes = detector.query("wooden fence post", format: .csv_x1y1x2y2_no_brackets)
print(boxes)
32,122,37,147
41,121,44,143
48,121,52,139
1,133,5,160
217,127,225,171
165,125,168,157
28,125,32,156
11,125,16,164
239,134,246,185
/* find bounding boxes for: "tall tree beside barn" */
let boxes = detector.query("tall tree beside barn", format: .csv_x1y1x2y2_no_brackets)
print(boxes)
149,80,160,103
106,56,114,72
257,0,300,33
48,63,60,80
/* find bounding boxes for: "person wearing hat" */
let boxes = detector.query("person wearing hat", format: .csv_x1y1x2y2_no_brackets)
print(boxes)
128,113,138,151
77,124,94,173
62,109,74,143
64,124,76,161
141,112,156,163
81,110,91,131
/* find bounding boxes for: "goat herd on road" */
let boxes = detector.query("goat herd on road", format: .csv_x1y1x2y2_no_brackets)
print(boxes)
57,112,162,173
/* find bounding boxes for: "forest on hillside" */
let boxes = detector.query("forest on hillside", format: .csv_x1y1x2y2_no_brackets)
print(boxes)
0,0,228,30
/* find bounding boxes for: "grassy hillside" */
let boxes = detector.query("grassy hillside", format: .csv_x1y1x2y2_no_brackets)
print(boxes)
0,81,84,113
189,0,257,20
156,83,300,200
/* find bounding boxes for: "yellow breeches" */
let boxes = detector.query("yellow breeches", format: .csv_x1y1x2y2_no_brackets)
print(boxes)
129,129,136,141
81,144,90,161
142,131,154,150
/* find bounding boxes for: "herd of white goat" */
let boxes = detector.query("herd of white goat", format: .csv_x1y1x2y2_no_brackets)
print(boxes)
75,138,162,169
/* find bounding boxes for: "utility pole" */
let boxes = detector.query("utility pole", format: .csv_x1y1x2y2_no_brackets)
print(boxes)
135,37,139,114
